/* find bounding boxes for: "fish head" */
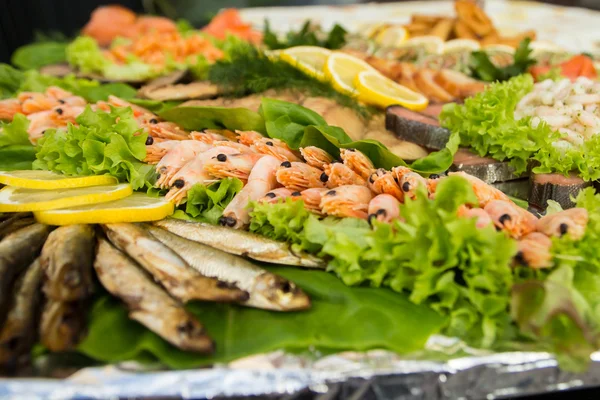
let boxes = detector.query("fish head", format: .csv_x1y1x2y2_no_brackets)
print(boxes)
253,273,311,311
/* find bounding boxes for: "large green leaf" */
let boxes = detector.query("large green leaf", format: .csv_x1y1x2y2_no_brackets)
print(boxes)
0,145,36,170
160,106,267,133
78,267,445,369
11,42,68,70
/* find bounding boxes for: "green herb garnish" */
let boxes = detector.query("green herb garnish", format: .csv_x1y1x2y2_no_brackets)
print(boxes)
470,38,536,82
263,20,347,50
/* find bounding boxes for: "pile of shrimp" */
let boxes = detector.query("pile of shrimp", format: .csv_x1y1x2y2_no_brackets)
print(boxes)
515,77,600,150
0,90,191,145
147,121,589,271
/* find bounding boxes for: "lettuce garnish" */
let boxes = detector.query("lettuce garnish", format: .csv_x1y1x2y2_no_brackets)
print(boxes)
33,106,153,189
0,114,36,170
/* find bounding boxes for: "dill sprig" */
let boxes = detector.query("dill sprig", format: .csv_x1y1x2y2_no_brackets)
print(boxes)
207,42,374,118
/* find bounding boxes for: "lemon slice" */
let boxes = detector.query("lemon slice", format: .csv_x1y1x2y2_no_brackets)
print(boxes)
324,52,376,96
399,36,444,55
0,183,132,212
281,46,332,81
374,26,409,47
265,49,282,61
443,39,481,54
0,170,118,190
34,193,174,225
354,70,429,111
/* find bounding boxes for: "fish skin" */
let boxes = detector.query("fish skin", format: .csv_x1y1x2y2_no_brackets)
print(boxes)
40,225,95,302
153,218,325,269
94,239,214,353
0,224,51,325
39,299,87,352
146,225,311,312
0,258,44,370
0,213,34,240
103,223,248,303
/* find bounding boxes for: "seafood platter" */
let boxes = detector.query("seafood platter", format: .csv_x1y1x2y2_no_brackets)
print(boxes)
3,1,600,398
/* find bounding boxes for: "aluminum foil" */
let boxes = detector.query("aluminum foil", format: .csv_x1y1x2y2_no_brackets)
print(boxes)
2,335,599,400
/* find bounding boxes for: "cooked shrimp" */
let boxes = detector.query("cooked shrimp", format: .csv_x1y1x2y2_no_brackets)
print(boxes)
142,120,189,141
368,168,403,202
27,111,63,143
98,96,154,119
220,155,280,229
368,194,401,224
166,146,238,205
323,163,366,188
144,140,181,164
18,92,58,114
0,99,23,120
340,148,375,180
301,188,328,215
155,141,211,189
398,172,427,200
515,232,553,269
203,152,264,182
252,138,302,162
300,146,335,170
276,161,327,191
259,188,295,204
448,172,510,206
320,185,374,219
484,200,537,239
536,208,588,240
49,105,85,125
237,130,264,146
191,130,230,144
45,87,87,107
212,141,255,153
457,206,493,229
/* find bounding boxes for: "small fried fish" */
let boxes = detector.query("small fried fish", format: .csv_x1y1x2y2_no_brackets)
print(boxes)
146,225,311,312
153,218,325,268
40,299,86,352
103,223,248,303
0,258,44,370
94,239,214,353
40,225,95,301
0,213,34,240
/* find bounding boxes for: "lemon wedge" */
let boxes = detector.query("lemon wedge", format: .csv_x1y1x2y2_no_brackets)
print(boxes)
399,36,444,55
281,46,332,81
374,26,409,47
443,38,481,54
0,183,132,212
354,70,429,111
34,193,174,225
324,52,376,96
0,170,118,190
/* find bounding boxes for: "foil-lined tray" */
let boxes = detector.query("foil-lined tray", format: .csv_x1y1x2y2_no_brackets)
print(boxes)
2,336,600,399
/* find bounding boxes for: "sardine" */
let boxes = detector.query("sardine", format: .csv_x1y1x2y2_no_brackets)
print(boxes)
0,224,51,324
39,299,86,352
146,225,311,312
153,219,325,269
94,239,214,353
103,223,248,303
40,225,95,301
0,258,44,369
0,213,34,240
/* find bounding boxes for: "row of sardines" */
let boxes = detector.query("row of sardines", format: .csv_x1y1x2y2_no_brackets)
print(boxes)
387,76,600,210
0,216,320,372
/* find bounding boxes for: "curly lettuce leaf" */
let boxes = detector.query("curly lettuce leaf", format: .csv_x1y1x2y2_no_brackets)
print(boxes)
11,42,68,70
533,134,600,182
172,178,243,225
33,106,152,189
440,74,559,175
0,114,30,146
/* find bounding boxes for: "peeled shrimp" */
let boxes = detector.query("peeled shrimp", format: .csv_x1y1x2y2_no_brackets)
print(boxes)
220,155,280,229
340,148,375,180
320,185,373,219
300,146,334,170
155,141,211,188
484,200,537,239
536,208,588,240
323,163,366,188
368,168,403,202
203,152,264,182
515,232,553,269
276,161,327,192
368,194,401,224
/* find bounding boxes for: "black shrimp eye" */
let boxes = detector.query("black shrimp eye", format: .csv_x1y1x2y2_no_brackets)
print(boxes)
394,176,399,183
280,161,292,168
216,153,227,162
219,216,228,226
429,174,440,179
326,190,337,196
55,107,63,115
145,136,154,145
514,251,528,266
291,191,302,197
376,209,387,216
265,192,277,198
149,118,158,124
559,223,569,236
265,141,274,146
346,148,356,152
58,99,66,104
498,214,511,225
320,172,329,183
401,181,411,192
173,179,185,189
369,174,376,184
225,216,237,227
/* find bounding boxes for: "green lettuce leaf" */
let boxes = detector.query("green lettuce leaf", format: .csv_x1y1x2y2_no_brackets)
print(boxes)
76,83,137,103
11,42,68,70
78,266,445,369
0,114,31,146
0,145,36,170
440,74,559,175
66,36,111,74
172,178,244,225
160,106,266,133
33,106,152,189
0,65,26,99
